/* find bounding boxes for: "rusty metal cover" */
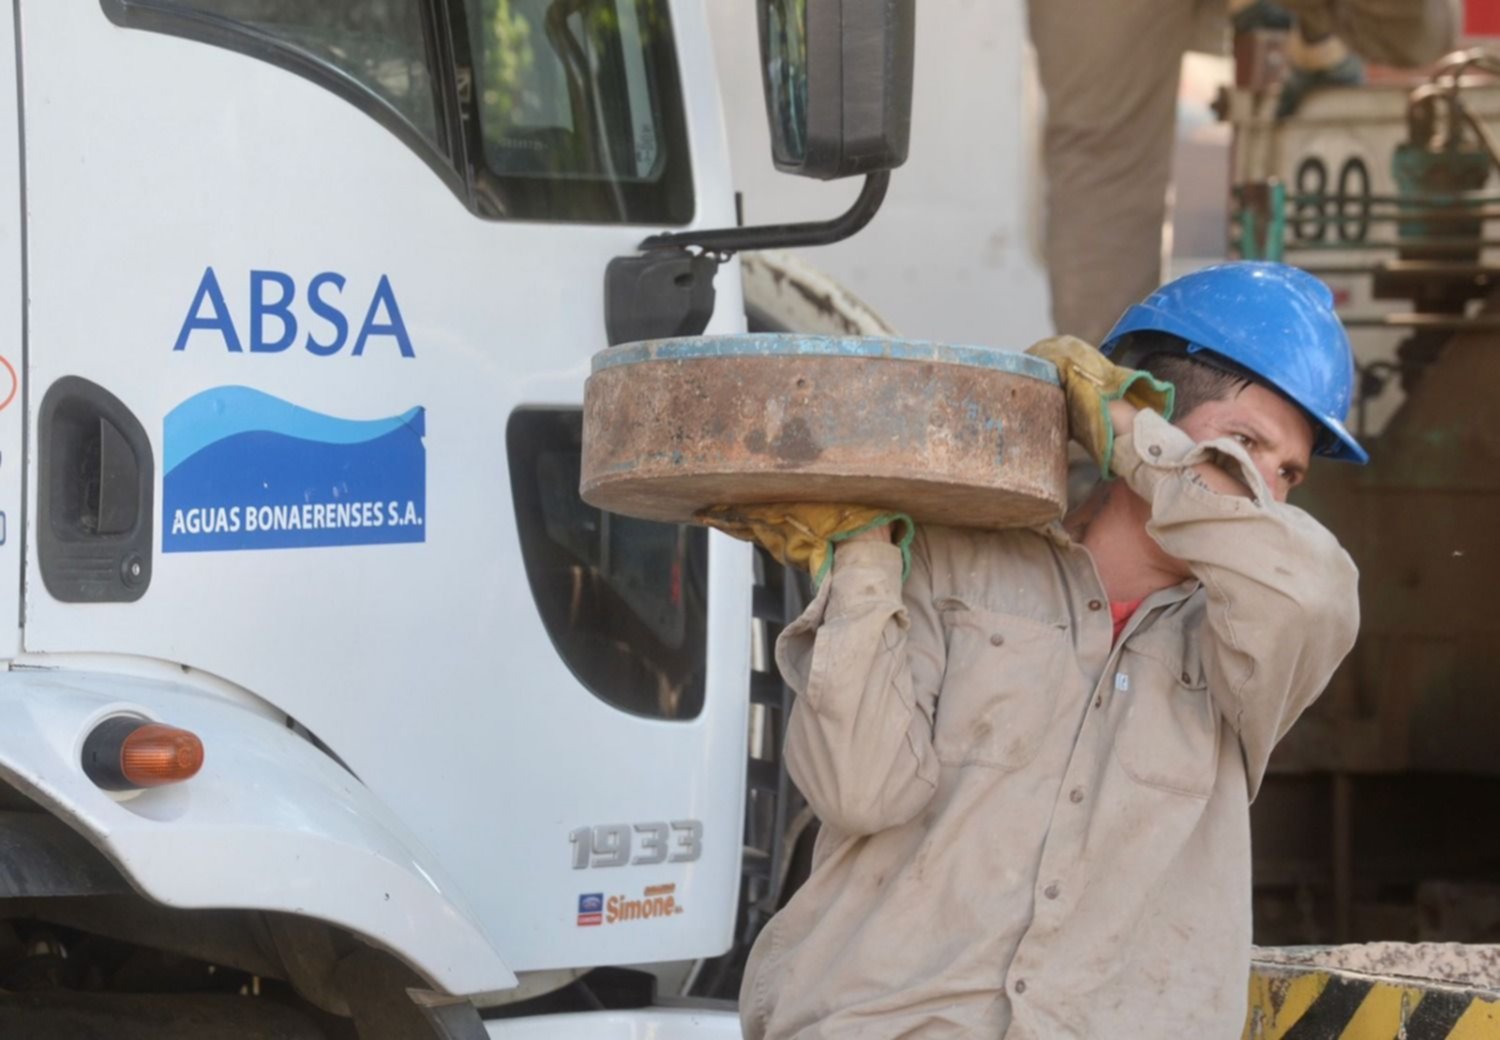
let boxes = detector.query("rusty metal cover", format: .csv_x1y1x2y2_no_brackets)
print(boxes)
580,335,1068,531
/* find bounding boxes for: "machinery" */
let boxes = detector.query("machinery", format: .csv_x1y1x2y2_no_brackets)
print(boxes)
0,1,916,1036
1227,43,1500,950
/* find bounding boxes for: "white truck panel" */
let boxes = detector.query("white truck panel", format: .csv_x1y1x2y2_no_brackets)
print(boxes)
17,0,749,974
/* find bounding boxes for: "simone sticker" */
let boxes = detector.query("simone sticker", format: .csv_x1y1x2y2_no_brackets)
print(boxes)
575,883,685,928
163,386,425,553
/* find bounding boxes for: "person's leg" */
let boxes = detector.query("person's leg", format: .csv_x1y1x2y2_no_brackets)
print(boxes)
1026,0,1197,345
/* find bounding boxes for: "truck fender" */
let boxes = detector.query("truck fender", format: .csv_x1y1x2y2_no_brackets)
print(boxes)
0,667,516,997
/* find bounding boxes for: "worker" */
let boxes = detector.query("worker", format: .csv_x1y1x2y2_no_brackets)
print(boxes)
713,262,1366,1038
1028,0,1457,346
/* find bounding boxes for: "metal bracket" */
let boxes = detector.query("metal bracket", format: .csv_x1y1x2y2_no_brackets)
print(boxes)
603,173,893,346
639,171,890,255
604,251,720,347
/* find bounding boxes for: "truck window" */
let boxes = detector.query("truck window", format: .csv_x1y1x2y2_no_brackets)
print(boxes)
507,409,707,721
109,0,442,145
107,0,693,224
469,0,693,223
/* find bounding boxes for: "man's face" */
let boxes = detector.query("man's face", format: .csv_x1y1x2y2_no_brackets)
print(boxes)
1175,383,1315,503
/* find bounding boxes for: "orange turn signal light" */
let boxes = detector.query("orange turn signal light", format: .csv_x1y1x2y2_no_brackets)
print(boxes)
120,724,205,787
83,717,205,791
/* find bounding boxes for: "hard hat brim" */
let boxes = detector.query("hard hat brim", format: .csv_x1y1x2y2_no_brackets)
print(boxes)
1315,413,1369,465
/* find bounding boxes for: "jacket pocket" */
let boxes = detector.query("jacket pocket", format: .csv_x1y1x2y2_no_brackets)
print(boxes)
933,603,1067,770
1112,630,1221,798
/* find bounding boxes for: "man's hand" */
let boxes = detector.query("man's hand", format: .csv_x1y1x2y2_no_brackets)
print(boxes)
1108,398,1138,439
1026,336,1175,478
697,504,912,582
1116,397,1255,500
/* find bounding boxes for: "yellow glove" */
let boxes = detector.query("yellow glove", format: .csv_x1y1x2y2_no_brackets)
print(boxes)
696,503,914,584
1025,336,1175,479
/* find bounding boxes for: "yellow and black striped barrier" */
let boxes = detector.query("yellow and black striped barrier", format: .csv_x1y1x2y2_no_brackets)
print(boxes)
1244,958,1500,1039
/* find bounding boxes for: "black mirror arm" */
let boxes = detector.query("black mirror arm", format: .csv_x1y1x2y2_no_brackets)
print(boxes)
604,172,891,347
637,171,890,257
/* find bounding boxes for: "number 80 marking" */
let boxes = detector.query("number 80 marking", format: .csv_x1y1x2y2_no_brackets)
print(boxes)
569,820,704,869
1292,155,1371,244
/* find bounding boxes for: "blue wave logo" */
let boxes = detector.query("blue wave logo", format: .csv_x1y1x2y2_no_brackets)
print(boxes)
163,386,426,553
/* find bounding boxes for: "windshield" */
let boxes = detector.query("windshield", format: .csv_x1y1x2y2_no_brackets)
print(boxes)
467,0,693,223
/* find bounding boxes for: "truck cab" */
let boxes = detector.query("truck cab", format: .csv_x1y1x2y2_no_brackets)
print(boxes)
0,2,914,1036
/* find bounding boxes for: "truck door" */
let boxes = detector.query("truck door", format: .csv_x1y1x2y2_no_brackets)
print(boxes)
18,0,749,974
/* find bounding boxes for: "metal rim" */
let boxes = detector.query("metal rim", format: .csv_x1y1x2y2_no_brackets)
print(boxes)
592,334,1061,385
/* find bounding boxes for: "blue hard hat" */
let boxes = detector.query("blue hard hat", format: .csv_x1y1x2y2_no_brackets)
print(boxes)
1100,262,1367,465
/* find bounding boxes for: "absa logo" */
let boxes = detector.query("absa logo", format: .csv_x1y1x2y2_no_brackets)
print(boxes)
173,266,415,358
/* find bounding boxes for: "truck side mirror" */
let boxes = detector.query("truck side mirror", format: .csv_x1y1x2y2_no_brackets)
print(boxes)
758,0,915,180
606,2,915,345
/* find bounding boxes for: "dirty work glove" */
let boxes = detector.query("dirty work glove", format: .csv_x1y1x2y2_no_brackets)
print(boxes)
697,504,914,586
1025,336,1175,480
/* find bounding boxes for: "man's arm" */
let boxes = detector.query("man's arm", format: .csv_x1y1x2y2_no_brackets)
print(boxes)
775,527,945,836
1111,406,1359,798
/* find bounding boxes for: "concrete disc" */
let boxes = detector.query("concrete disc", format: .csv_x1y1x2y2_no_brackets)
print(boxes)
581,335,1068,531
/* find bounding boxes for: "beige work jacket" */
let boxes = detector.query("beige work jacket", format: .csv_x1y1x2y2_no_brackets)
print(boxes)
739,409,1360,1039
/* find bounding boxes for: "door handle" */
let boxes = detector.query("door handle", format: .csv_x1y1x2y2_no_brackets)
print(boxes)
38,377,154,603
96,414,141,537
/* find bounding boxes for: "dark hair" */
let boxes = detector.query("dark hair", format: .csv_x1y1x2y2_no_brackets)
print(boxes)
1110,331,1253,419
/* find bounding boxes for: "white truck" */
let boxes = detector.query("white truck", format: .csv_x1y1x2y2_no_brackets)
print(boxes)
0,1,914,1036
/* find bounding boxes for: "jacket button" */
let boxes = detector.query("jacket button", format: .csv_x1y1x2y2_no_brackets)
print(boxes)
1149,444,1163,457
1088,599,1103,612
1070,787,1085,804
1014,979,1027,995
1181,671,1192,684
990,633,1005,647
1044,883,1060,900
1094,695,1103,708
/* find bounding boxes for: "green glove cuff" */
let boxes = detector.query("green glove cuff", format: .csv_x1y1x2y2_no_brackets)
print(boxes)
816,512,916,587
1097,371,1176,480
1120,369,1176,423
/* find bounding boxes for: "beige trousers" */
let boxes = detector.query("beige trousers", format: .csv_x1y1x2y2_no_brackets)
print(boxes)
1026,0,1457,345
